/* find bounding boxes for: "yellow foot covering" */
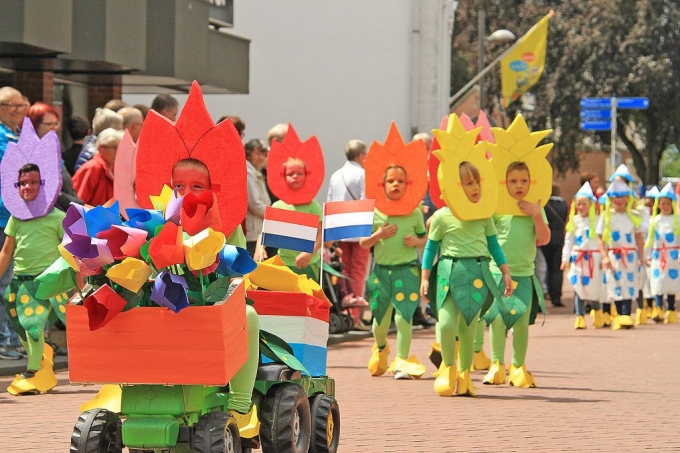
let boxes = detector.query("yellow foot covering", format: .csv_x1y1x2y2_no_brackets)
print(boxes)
574,315,587,330
368,343,390,377
509,364,537,388
651,306,665,323
7,344,57,396
665,310,678,324
389,356,426,379
80,385,123,413
635,309,648,326
482,362,506,385
229,405,260,439
614,315,634,330
590,309,605,328
602,312,612,327
433,364,456,396
471,350,491,371
454,370,477,396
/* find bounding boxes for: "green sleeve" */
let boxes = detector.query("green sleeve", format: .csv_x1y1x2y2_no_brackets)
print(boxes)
484,217,497,236
226,225,247,248
4,216,17,237
427,211,443,241
422,239,440,271
540,208,549,224
414,208,426,237
486,234,507,267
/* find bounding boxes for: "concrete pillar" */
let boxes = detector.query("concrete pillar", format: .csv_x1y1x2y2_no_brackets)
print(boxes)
16,70,55,105
87,84,123,121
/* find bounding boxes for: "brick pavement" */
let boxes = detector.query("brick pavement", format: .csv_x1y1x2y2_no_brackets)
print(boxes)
1,311,679,452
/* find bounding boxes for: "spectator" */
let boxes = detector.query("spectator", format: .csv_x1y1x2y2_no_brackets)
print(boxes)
0,86,27,359
133,104,150,120
541,184,569,307
72,128,123,206
244,139,271,257
151,94,179,122
63,116,91,175
26,103,82,211
73,108,123,173
218,115,245,139
263,123,288,204
103,99,128,112
118,106,144,143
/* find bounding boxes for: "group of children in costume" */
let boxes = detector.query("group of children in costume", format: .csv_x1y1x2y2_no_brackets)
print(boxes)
563,164,680,331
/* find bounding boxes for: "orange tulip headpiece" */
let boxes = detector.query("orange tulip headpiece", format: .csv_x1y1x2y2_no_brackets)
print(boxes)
135,81,247,235
365,122,428,216
267,123,325,205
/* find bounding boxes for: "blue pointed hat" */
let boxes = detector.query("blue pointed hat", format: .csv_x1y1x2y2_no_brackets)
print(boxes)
574,182,596,202
645,186,659,199
606,179,632,198
658,182,677,202
608,164,634,183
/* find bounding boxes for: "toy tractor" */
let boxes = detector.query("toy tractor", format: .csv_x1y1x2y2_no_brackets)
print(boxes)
68,280,340,453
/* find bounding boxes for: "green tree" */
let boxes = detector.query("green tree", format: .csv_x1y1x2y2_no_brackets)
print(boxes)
452,0,680,184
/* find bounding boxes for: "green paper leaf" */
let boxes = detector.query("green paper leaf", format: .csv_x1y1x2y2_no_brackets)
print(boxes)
35,257,78,299
322,262,349,279
260,330,309,374
202,276,231,304
113,284,147,311
182,269,203,292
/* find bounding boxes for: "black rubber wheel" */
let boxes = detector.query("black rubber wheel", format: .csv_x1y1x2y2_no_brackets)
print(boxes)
69,408,121,453
193,412,241,453
341,313,354,332
260,383,311,453
329,312,343,334
309,394,340,453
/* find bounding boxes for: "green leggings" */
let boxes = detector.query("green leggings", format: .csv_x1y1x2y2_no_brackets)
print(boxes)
373,304,412,359
489,307,530,367
474,318,485,353
438,294,479,372
227,305,260,413
21,324,46,371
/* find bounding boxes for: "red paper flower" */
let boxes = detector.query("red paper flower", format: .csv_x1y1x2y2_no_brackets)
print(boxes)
96,225,148,260
147,223,185,269
84,285,127,331
181,191,223,236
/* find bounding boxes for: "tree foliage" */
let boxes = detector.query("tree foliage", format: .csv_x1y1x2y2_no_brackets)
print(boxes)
451,0,680,184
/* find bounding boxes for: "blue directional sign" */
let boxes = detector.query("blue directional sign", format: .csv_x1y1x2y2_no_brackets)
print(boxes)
617,97,649,109
580,98,611,109
580,109,611,120
580,120,611,131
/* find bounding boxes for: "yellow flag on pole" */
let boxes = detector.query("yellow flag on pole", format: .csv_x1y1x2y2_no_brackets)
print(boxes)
501,13,552,107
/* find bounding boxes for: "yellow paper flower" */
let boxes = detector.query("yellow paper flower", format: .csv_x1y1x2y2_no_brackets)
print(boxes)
58,243,80,271
149,184,174,212
183,228,226,271
106,257,153,293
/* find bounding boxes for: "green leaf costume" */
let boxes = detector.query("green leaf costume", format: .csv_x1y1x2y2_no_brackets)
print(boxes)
366,263,420,324
4,277,68,342
483,274,545,328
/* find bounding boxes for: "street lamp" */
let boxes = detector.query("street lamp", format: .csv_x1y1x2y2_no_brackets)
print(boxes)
477,8,515,111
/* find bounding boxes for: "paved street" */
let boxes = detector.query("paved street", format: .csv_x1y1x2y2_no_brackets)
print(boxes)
1,309,679,452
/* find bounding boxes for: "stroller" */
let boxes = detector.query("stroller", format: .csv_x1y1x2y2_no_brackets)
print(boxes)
322,243,368,334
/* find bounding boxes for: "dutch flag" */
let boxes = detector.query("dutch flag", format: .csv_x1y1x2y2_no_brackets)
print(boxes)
323,199,375,242
261,206,319,253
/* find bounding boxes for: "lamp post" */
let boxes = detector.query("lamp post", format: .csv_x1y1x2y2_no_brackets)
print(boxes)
478,7,515,111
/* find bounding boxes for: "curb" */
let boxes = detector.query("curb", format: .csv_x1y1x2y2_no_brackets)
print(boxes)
0,356,69,377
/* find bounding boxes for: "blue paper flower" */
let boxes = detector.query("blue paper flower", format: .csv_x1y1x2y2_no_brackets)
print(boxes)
216,245,257,277
150,271,189,313
124,208,166,238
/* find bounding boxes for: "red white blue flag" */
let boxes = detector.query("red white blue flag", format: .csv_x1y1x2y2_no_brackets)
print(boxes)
323,199,375,241
261,206,319,253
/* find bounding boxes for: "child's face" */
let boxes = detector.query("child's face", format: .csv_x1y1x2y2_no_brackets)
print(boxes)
611,195,628,212
461,171,481,203
659,197,673,215
284,162,306,191
575,196,591,217
384,167,407,201
644,197,655,208
506,169,530,200
172,166,211,196
18,171,41,202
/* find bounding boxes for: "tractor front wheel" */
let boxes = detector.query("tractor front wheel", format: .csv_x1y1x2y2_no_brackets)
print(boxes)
70,408,122,453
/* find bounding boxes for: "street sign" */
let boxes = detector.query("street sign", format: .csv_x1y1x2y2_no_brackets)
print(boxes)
580,109,612,120
617,97,649,109
580,120,611,131
580,98,611,109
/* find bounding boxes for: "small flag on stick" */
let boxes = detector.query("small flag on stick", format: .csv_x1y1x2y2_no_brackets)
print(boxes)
323,199,375,242
261,206,319,253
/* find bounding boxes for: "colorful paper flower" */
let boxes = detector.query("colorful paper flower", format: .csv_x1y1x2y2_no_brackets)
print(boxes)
216,245,257,277
124,208,166,238
150,271,189,313
35,257,78,299
58,243,80,271
164,190,184,224
106,257,152,293
83,200,122,237
149,184,174,212
180,191,223,236
147,222,185,269
64,235,114,270
183,228,226,271
84,284,128,330
96,225,148,260
62,204,89,239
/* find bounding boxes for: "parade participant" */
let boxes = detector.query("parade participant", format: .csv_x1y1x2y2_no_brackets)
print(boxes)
361,123,428,380
638,186,659,323
561,182,606,329
597,177,645,330
254,124,324,279
0,119,65,395
482,115,552,389
645,183,679,324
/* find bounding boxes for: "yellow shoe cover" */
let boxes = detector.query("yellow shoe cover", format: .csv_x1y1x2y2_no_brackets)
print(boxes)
610,305,618,317
432,361,447,378
646,301,653,318
433,364,456,396
651,306,665,323
389,355,426,379
367,343,390,376
482,362,506,385
602,312,612,327
453,369,477,396
635,309,647,326
7,374,37,395
618,314,634,329
665,310,678,324
508,364,537,388
80,384,123,413
7,367,57,395
574,315,587,330
229,405,260,439
429,342,442,369
471,350,491,371
590,309,604,328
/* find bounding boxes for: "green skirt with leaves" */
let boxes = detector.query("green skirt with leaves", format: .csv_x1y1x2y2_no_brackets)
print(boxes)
366,263,420,324
483,274,545,328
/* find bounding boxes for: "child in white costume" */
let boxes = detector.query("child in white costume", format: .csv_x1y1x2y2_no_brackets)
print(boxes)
637,186,658,324
645,183,680,324
561,182,606,329
597,178,645,330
